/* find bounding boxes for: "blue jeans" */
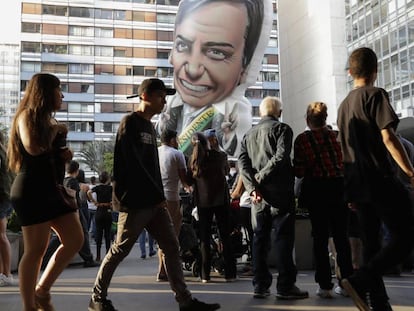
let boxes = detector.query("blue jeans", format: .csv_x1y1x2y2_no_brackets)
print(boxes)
251,203,297,292
138,229,154,256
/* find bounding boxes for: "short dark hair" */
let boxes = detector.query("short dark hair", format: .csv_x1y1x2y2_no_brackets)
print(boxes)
160,129,177,144
67,160,79,174
348,47,377,79
99,171,110,184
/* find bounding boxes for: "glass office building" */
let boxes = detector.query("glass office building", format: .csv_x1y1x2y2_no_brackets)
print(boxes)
20,0,280,153
345,0,414,117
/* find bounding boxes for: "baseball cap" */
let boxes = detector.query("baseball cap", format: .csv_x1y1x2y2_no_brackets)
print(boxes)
203,129,217,139
127,78,176,99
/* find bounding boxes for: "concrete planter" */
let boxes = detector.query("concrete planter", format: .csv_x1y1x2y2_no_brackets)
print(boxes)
267,217,314,270
7,231,23,272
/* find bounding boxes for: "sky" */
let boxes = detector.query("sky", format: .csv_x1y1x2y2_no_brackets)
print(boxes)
0,3,20,44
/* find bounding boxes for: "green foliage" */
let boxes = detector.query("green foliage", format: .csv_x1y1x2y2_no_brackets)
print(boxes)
103,152,114,175
77,140,114,174
7,210,21,233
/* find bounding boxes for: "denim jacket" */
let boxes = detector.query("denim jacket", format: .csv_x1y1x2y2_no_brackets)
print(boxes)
238,116,295,213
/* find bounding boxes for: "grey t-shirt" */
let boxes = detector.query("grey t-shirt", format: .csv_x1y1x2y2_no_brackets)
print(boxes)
158,144,187,201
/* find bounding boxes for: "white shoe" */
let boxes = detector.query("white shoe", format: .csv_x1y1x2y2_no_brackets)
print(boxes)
0,274,14,286
316,287,333,298
334,285,349,297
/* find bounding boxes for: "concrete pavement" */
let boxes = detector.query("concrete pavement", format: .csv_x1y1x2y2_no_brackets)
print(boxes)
2,244,414,311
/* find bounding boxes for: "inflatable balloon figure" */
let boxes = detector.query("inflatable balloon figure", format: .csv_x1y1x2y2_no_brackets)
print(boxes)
157,0,273,156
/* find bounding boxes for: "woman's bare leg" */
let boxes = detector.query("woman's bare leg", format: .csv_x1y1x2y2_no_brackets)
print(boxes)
36,212,83,295
0,217,11,277
20,222,52,311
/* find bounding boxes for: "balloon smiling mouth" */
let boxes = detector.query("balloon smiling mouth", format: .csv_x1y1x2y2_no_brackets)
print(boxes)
180,79,211,94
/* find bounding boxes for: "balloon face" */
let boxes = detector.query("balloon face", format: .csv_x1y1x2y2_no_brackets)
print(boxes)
170,2,247,109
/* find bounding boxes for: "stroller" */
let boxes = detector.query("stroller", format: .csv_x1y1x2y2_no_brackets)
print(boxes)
179,192,201,277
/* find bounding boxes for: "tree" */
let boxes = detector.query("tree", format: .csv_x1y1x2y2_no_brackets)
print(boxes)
77,140,114,174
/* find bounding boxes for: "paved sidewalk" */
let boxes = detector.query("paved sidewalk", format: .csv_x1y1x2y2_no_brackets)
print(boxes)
2,245,414,311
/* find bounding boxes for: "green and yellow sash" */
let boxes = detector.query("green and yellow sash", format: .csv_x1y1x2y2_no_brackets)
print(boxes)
178,106,215,154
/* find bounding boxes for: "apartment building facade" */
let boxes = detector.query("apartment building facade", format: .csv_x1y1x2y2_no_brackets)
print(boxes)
0,44,20,131
345,0,414,117
20,0,280,154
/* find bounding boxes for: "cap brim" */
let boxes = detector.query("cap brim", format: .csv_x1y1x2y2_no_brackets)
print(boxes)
166,88,176,95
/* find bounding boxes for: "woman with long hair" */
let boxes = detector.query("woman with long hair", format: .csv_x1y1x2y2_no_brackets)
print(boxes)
188,132,236,282
7,73,83,311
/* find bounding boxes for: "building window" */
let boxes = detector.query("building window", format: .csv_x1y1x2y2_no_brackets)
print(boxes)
22,3,41,14
157,13,176,24
69,26,94,37
21,22,41,33
157,49,169,59
95,46,114,57
68,121,93,132
69,64,94,74
22,42,41,53
69,45,93,56
95,27,113,38
21,61,41,72
69,7,94,18
43,44,68,54
42,23,68,35
133,66,144,75
114,10,127,20
42,63,68,74
95,64,114,75
67,102,94,113
95,8,113,20
114,28,132,39
95,84,114,95
42,5,68,16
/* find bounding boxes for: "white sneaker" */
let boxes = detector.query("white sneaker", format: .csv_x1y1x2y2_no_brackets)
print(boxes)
316,287,333,298
334,285,349,297
0,274,14,286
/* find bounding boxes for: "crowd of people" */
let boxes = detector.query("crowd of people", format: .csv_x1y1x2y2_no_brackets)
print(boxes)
1,47,414,311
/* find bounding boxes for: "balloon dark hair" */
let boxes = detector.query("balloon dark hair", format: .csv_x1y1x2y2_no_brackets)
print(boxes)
175,0,264,68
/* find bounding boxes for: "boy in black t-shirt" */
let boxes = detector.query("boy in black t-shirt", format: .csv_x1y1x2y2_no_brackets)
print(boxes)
337,47,414,311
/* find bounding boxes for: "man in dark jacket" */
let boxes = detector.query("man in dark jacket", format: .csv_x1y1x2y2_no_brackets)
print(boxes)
89,78,220,311
238,96,308,300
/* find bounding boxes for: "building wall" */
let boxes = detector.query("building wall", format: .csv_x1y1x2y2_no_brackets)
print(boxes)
0,44,20,130
278,0,348,137
345,0,414,118
19,0,280,154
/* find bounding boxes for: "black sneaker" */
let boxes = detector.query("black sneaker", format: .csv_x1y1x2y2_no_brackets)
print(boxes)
88,297,118,311
341,278,370,311
276,285,309,300
179,298,220,311
253,287,270,299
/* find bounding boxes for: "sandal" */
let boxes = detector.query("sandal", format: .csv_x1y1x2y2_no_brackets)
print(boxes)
35,291,55,311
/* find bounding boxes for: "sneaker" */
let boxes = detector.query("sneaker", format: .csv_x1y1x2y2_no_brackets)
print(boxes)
341,278,370,311
334,285,349,297
149,251,157,257
156,273,168,282
253,287,270,299
201,279,210,283
0,274,14,286
140,254,146,259
276,285,309,300
88,297,118,311
316,287,333,298
179,298,220,311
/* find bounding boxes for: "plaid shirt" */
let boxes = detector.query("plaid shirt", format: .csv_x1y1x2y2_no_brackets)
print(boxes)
293,128,343,178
